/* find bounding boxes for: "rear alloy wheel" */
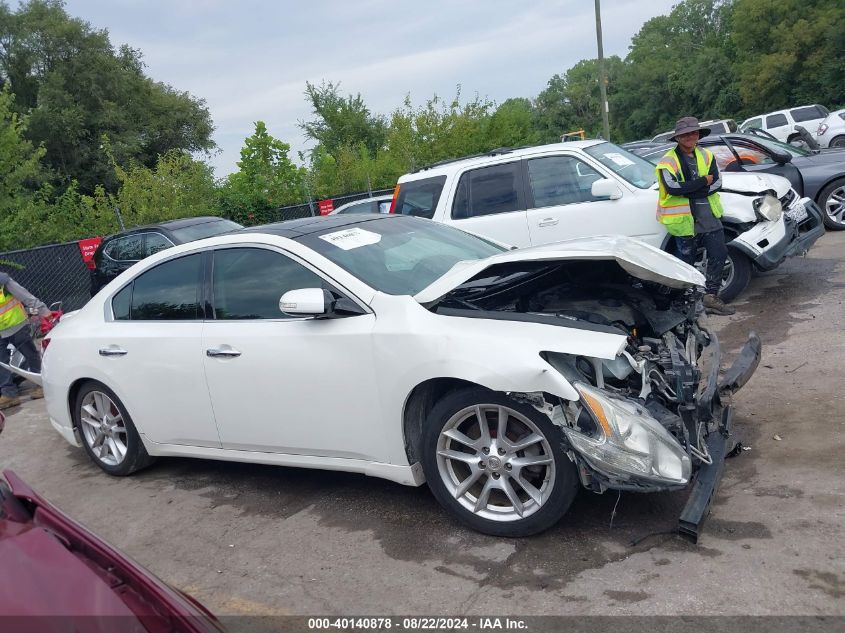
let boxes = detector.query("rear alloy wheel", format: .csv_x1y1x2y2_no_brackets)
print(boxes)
829,136,845,149
818,178,845,230
422,388,578,537
74,381,154,476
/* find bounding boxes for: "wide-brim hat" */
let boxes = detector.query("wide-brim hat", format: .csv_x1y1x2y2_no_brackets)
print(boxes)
671,116,711,141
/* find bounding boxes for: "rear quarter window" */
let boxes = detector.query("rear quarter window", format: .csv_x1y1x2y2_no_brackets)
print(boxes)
393,176,447,219
766,113,788,128
791,106,826,122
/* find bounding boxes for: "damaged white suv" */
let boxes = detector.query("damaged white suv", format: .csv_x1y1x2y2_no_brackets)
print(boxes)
37,215,760,540
390,141,825,301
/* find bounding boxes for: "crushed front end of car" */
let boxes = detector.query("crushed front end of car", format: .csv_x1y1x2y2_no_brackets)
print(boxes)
424,238,761,541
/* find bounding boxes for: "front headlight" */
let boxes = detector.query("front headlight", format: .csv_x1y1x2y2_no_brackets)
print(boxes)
753,193,782,222
563,383,691,485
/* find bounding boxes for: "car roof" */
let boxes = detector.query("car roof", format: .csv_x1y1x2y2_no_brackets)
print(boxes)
102,216,232,241
400,140,607,180
242,212,403,239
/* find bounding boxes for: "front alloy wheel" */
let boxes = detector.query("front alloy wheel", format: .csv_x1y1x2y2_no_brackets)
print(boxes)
819,178,845,230
422,388,578,536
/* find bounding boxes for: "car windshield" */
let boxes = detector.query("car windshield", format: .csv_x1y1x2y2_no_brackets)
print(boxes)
299,217,506,295
170,219,243,242
743,135,811,157
584,142,657,188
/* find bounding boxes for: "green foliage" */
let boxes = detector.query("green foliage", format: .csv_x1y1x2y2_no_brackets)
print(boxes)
0,0,215,195
301,81,386,157
219,121,306,224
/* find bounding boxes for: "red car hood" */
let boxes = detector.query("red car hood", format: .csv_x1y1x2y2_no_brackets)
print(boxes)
0,468,224,632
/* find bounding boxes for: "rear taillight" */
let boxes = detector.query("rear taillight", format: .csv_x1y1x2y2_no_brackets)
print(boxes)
388,184,400,213
818,124,828,136
41,338,50,352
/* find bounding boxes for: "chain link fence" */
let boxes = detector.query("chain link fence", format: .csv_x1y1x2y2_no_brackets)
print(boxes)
0,188,398,312
244,187,395,225
0,241,92,312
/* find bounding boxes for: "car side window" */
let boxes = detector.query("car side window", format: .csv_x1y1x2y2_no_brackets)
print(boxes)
107,235,145,262
212,248,326,320
766,113,788,128
130,254,201,320
451,162,524,219
112,284,132,321
145,233,174,256
527,156,602,208
744,118,762,130
791,106,824,122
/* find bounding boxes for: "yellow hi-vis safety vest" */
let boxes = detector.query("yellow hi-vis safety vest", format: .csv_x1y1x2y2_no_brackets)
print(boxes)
655,146,724,237
0,285,27,332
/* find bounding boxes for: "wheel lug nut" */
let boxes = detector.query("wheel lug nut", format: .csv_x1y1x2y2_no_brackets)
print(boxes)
505,463,512,470
498,448,506,455
492,473,500,479
482,447,490,454
479,462,486,469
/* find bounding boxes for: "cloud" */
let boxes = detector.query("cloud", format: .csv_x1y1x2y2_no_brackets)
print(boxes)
63,0,678,178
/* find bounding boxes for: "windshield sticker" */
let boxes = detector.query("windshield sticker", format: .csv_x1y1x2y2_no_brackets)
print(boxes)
318,227,382,250
605,152,635,167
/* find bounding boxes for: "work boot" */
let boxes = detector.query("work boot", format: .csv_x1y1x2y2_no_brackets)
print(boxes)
703,294,736,316
0,395,21,410
28,387,43,400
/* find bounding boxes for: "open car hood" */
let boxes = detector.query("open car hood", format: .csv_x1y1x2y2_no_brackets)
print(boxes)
414,235,705,305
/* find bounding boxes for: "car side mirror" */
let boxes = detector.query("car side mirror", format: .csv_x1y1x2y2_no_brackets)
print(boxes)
591,178,623,200
279,288,329,317
279,288,367,319
771,150,792,165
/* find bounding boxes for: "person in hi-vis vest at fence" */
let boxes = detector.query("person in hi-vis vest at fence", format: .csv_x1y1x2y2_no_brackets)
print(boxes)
0,273,50,409
655,116,735,316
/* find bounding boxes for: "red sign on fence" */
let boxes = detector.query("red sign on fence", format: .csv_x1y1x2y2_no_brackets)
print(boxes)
78,237,102,270
318,199,334,215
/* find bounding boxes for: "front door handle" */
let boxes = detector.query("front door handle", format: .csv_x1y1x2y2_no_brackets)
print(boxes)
99,347,127,357
538,217,559,227
206,347,242,358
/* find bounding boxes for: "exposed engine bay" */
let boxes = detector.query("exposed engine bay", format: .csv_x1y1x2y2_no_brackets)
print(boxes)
432,259,726,494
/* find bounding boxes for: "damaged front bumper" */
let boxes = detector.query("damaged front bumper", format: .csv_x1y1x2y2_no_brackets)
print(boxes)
561,329,761,542
678,330,761,542
731,198,825,272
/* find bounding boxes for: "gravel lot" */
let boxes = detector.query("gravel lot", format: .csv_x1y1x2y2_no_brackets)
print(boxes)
1,232,843,620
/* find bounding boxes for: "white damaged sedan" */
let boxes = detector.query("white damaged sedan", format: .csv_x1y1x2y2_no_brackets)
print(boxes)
40,215,760,538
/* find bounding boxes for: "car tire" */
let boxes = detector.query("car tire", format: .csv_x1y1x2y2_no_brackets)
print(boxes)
73,381,154,476
830,136,845,149
421,387,579,537
817,178,845,230
718,248,752,303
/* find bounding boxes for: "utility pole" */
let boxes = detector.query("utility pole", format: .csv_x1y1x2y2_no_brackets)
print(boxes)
595,0,610,141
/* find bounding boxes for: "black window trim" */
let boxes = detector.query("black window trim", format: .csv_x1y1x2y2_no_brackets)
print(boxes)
205,243,372,322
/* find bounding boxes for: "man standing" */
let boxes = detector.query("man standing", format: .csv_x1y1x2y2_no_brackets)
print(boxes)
0,272,50,409
655,117,735,316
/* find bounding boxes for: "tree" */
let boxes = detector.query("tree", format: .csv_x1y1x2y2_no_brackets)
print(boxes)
0,0,215,194
731,0,845,115
220,121,305,224
300,80,386,157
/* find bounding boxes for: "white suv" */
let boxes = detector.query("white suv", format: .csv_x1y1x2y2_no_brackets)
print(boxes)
814,108,845,149
390,141,824,301
740,104,830,143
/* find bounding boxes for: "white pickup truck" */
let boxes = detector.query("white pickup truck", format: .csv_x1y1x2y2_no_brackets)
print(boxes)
390,140,825,301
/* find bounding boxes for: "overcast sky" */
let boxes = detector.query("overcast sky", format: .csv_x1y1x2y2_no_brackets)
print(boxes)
62,0,678,178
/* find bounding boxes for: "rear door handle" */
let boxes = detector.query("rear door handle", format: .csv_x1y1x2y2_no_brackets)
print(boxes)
99,347,127,357
538,217,559,227
206,347,242,358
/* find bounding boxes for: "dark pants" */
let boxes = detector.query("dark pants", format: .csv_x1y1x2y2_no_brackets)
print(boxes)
0,325,41,397
675,228,728,295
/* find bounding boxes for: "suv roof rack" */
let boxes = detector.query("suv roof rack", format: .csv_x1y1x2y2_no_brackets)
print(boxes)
413,147,516,173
